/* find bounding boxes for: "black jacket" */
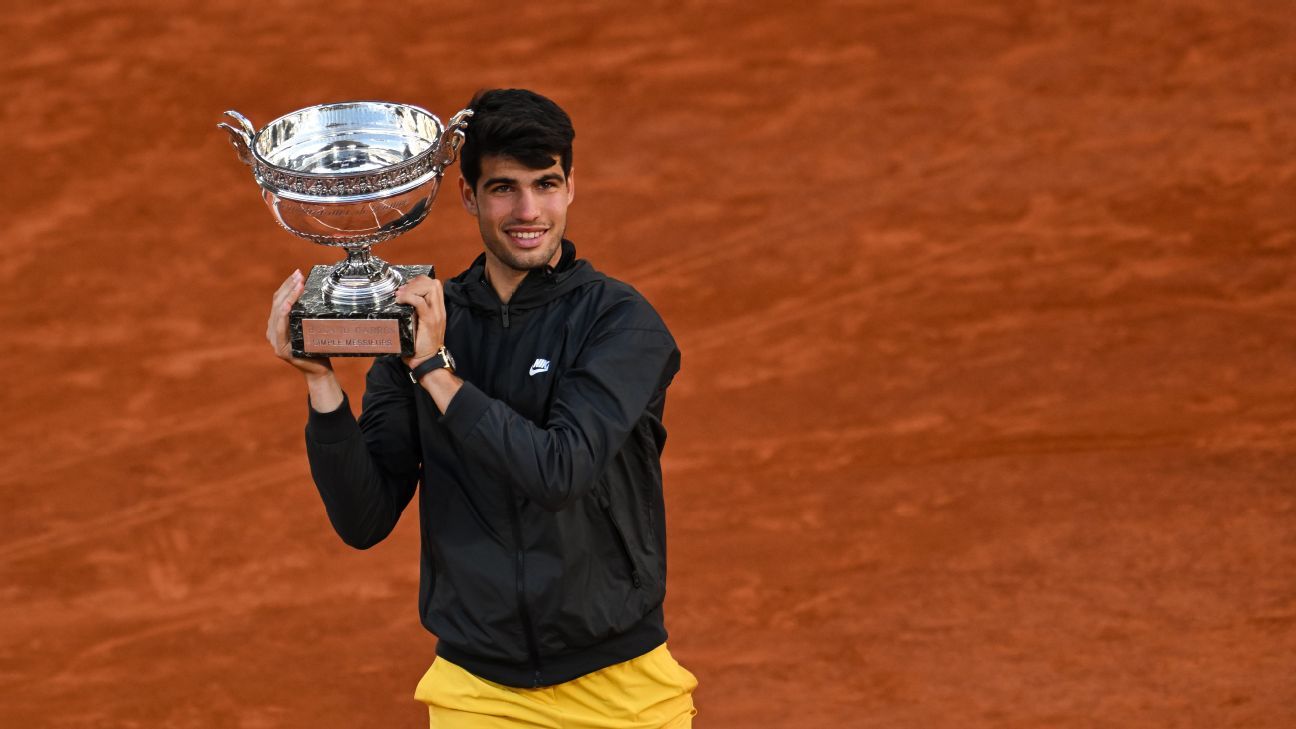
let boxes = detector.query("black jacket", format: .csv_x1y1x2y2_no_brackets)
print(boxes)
303,240,681,687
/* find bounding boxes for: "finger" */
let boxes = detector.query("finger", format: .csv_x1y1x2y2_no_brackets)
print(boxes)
269,279,305,347
395,288,432,316
269,270,303,315
271,270,302,306
282,277,306,313
397,276,436,298
276,269,302,295
397,285,436,301
427,280,446,321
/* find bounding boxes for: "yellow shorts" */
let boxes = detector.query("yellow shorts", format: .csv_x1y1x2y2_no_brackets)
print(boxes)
414,643,698,728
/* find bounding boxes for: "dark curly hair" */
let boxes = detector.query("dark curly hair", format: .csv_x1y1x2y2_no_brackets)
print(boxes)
458,88,575,190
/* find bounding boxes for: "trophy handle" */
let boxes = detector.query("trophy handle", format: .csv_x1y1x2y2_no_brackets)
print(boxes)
434,108,473,173
218,110,257,166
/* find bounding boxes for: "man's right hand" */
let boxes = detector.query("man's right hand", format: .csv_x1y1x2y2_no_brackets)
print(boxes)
267,270,333,377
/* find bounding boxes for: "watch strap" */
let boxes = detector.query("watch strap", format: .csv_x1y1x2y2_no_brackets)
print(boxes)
409,348,454,383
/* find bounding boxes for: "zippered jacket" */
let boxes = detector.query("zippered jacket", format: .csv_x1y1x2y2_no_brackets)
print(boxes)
303,240,681,688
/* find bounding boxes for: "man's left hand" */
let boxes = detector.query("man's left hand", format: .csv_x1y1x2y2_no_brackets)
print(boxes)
396,275,447,369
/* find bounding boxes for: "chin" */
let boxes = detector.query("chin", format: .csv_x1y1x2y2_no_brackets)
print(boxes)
516,242,561,267
493,247,552,273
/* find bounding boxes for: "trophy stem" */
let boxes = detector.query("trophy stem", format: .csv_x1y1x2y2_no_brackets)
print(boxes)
321,246,406,310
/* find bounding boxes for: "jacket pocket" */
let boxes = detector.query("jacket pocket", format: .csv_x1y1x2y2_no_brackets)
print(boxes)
598,494,642,589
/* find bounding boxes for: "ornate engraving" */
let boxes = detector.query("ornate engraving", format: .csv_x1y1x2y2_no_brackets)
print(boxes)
251,144,441,199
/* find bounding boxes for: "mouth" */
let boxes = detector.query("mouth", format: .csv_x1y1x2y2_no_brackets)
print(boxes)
506,227,549,250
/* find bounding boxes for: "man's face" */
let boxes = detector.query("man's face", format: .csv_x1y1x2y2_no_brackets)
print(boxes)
459,154,574,273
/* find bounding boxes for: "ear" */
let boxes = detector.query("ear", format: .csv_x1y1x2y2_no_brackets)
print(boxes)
458,175,478,216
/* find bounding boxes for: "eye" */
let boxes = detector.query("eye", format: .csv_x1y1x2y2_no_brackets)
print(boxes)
489,184,513,194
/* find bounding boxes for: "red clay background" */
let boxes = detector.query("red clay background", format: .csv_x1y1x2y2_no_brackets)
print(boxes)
2,2,1294,726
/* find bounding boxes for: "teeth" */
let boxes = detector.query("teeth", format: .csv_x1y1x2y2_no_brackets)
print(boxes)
511,230,545,239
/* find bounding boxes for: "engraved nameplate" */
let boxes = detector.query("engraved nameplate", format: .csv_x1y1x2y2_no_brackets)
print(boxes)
301,319,401,354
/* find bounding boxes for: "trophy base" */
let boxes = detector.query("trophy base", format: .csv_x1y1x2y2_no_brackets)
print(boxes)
289,264,433,358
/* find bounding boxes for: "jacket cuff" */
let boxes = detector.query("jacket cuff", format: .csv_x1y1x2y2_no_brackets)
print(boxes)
306,393,358,444
439,380,491,440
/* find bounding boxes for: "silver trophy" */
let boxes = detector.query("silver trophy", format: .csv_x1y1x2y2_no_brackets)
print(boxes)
220,101,471,357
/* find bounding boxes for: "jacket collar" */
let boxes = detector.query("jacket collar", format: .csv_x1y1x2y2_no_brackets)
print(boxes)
445,239,595,312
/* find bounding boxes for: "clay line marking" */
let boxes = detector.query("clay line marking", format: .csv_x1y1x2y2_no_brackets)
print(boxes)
0,384,302,489
670,426,1194,467
0,461,304,563
47,612,214,685
681,282,889,353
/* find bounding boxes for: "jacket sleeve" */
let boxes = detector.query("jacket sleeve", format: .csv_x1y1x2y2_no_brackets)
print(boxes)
438,314,679,512
304,357,421,548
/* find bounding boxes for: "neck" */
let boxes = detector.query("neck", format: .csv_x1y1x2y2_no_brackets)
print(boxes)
484,245,564,304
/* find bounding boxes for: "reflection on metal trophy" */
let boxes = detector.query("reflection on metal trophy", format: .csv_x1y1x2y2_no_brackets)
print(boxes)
219,101,471,357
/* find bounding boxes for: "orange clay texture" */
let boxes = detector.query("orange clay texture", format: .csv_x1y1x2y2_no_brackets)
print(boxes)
1,2,1293,727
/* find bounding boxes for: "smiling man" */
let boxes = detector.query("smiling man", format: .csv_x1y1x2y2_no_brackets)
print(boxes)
266,89,697,728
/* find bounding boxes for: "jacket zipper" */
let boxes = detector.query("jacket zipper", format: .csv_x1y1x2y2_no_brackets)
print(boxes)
600,497,642,588
508,495,543,686
495,291,536,683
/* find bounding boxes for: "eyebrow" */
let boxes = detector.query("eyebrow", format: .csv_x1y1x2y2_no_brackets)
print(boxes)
482,173,566,189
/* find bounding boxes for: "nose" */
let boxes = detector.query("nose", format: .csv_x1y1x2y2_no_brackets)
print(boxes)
513,189,541,221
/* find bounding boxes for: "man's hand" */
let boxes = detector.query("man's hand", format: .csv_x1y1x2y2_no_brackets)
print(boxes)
396,275,462,412
267,270,333,377
395,275,447,369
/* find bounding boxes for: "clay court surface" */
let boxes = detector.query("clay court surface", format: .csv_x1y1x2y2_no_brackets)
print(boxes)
3,1,1294,726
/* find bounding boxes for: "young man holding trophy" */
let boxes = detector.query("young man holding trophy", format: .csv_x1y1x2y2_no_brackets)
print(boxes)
264,89,697,728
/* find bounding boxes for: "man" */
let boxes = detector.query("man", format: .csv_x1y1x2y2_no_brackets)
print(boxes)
266,89,697,728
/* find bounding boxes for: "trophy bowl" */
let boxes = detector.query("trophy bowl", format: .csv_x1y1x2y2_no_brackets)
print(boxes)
220,101,471,356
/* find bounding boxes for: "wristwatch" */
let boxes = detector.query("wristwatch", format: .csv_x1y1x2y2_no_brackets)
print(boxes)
409,346,456,383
